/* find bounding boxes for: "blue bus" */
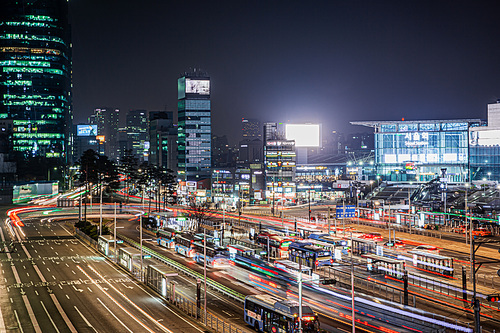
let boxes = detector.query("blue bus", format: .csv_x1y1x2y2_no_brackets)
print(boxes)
156,227,180,249
244,294,320,333
193,242,228,268
174,233,197,257
308,234,348,253
288,241,333,269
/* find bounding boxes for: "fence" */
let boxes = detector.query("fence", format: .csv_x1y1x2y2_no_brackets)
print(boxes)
73,227,251,333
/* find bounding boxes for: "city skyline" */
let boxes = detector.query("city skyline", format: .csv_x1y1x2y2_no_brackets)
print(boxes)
69,1,500,145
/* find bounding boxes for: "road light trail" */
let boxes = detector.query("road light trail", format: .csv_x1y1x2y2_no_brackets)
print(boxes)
78,265,173,333
96,298,134,333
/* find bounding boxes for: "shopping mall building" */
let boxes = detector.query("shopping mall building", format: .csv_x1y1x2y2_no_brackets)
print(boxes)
351,101,500,182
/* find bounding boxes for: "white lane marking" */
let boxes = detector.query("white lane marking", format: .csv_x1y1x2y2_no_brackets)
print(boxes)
74,306,98,333
47,268,51,272
96,298,134,333
13,310,24,333
80,266,162,333
40,301,60,333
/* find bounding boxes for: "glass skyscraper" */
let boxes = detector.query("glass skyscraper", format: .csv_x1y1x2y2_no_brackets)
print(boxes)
0,0,71,161
177,70,211,181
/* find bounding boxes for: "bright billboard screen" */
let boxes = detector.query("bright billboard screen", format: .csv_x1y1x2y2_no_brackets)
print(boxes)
285,124,320,147
77,125,97,136
185,79,210,95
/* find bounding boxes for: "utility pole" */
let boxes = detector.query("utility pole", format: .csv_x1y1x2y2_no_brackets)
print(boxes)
471,236,481,333
298,260,303,333
203,228,207,324
99,177,103,236
350,231,355,332
308,189,311,222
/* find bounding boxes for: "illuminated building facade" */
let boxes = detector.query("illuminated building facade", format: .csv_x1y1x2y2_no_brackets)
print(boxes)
265,138,296,200
469,101,500,181
242,118,261,139
352,119,482,182
88,107,119,161
126,110,148,161
149,111,177,173
177,70,211,182
0,0,71,161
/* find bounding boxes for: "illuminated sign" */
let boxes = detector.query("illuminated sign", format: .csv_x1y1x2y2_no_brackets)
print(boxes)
404,132,429,147
285,124,320,147
266,140,295,146
77,125,97,136
96,135,105,143
405,162,416,170
185,79,210,95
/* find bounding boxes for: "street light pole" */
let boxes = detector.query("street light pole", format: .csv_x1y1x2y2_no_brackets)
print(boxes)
351,231,355,333
100,178,103,236
203,229,207,325
140,214,143,281
308,189,311,222
298,260,303,333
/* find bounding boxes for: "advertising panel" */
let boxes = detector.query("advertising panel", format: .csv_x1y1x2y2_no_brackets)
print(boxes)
285,124,320,147
77,125,97,137
185,79,210,95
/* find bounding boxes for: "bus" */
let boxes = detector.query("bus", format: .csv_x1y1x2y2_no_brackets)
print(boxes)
262,226,302,240
174,233,197,257
351,238,383,256
288,241,333,269
156,227,180,249
193,242,228,268
274,259,320,285
362,254,405,279
244,294,320,333
406,251,454,277
256,233,294,259
308,234,349,257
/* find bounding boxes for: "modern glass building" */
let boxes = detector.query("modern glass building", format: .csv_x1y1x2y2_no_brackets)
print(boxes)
352,119,483,182
469,101,500,181
0,0,71,161
177,70,211,181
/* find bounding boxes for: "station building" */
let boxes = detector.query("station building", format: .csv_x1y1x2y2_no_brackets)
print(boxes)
352,101,500,182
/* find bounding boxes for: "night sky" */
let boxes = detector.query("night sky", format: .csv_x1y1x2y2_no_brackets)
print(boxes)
69,1,500,144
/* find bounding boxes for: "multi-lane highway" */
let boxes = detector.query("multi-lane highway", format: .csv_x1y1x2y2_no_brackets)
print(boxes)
0,206,207,333
4,201,500,333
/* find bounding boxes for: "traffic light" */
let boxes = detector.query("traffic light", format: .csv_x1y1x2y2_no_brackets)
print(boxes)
487,295,500,302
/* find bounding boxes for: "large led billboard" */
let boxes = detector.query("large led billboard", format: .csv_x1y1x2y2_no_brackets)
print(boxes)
77,125,97,136
285,124,320,147
185,79,210,95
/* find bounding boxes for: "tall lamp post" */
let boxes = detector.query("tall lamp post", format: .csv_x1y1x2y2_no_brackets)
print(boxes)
308,188,311,222
99,176,103,236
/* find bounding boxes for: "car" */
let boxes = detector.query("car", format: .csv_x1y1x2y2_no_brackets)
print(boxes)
360,232,383,242
413,244,440,253
453,225,466,234
469,227,492,237
384,239,404,248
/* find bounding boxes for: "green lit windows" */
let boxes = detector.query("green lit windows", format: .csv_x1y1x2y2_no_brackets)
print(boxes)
25,15,55,22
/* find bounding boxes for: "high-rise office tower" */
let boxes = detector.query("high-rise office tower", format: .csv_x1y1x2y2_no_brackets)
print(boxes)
0,0,71,162
177,70,211,181
149,111,177,172
88,107,120,160
126,109,148,161
242,118,261,139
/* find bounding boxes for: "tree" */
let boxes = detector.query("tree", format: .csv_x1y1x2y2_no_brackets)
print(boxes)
77,149,119,192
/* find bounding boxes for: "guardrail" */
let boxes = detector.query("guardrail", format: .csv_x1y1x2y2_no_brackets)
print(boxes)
117,233,247,304
324,266,499,330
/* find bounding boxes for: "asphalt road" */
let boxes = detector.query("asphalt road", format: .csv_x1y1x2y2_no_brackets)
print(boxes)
0,207,207,333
